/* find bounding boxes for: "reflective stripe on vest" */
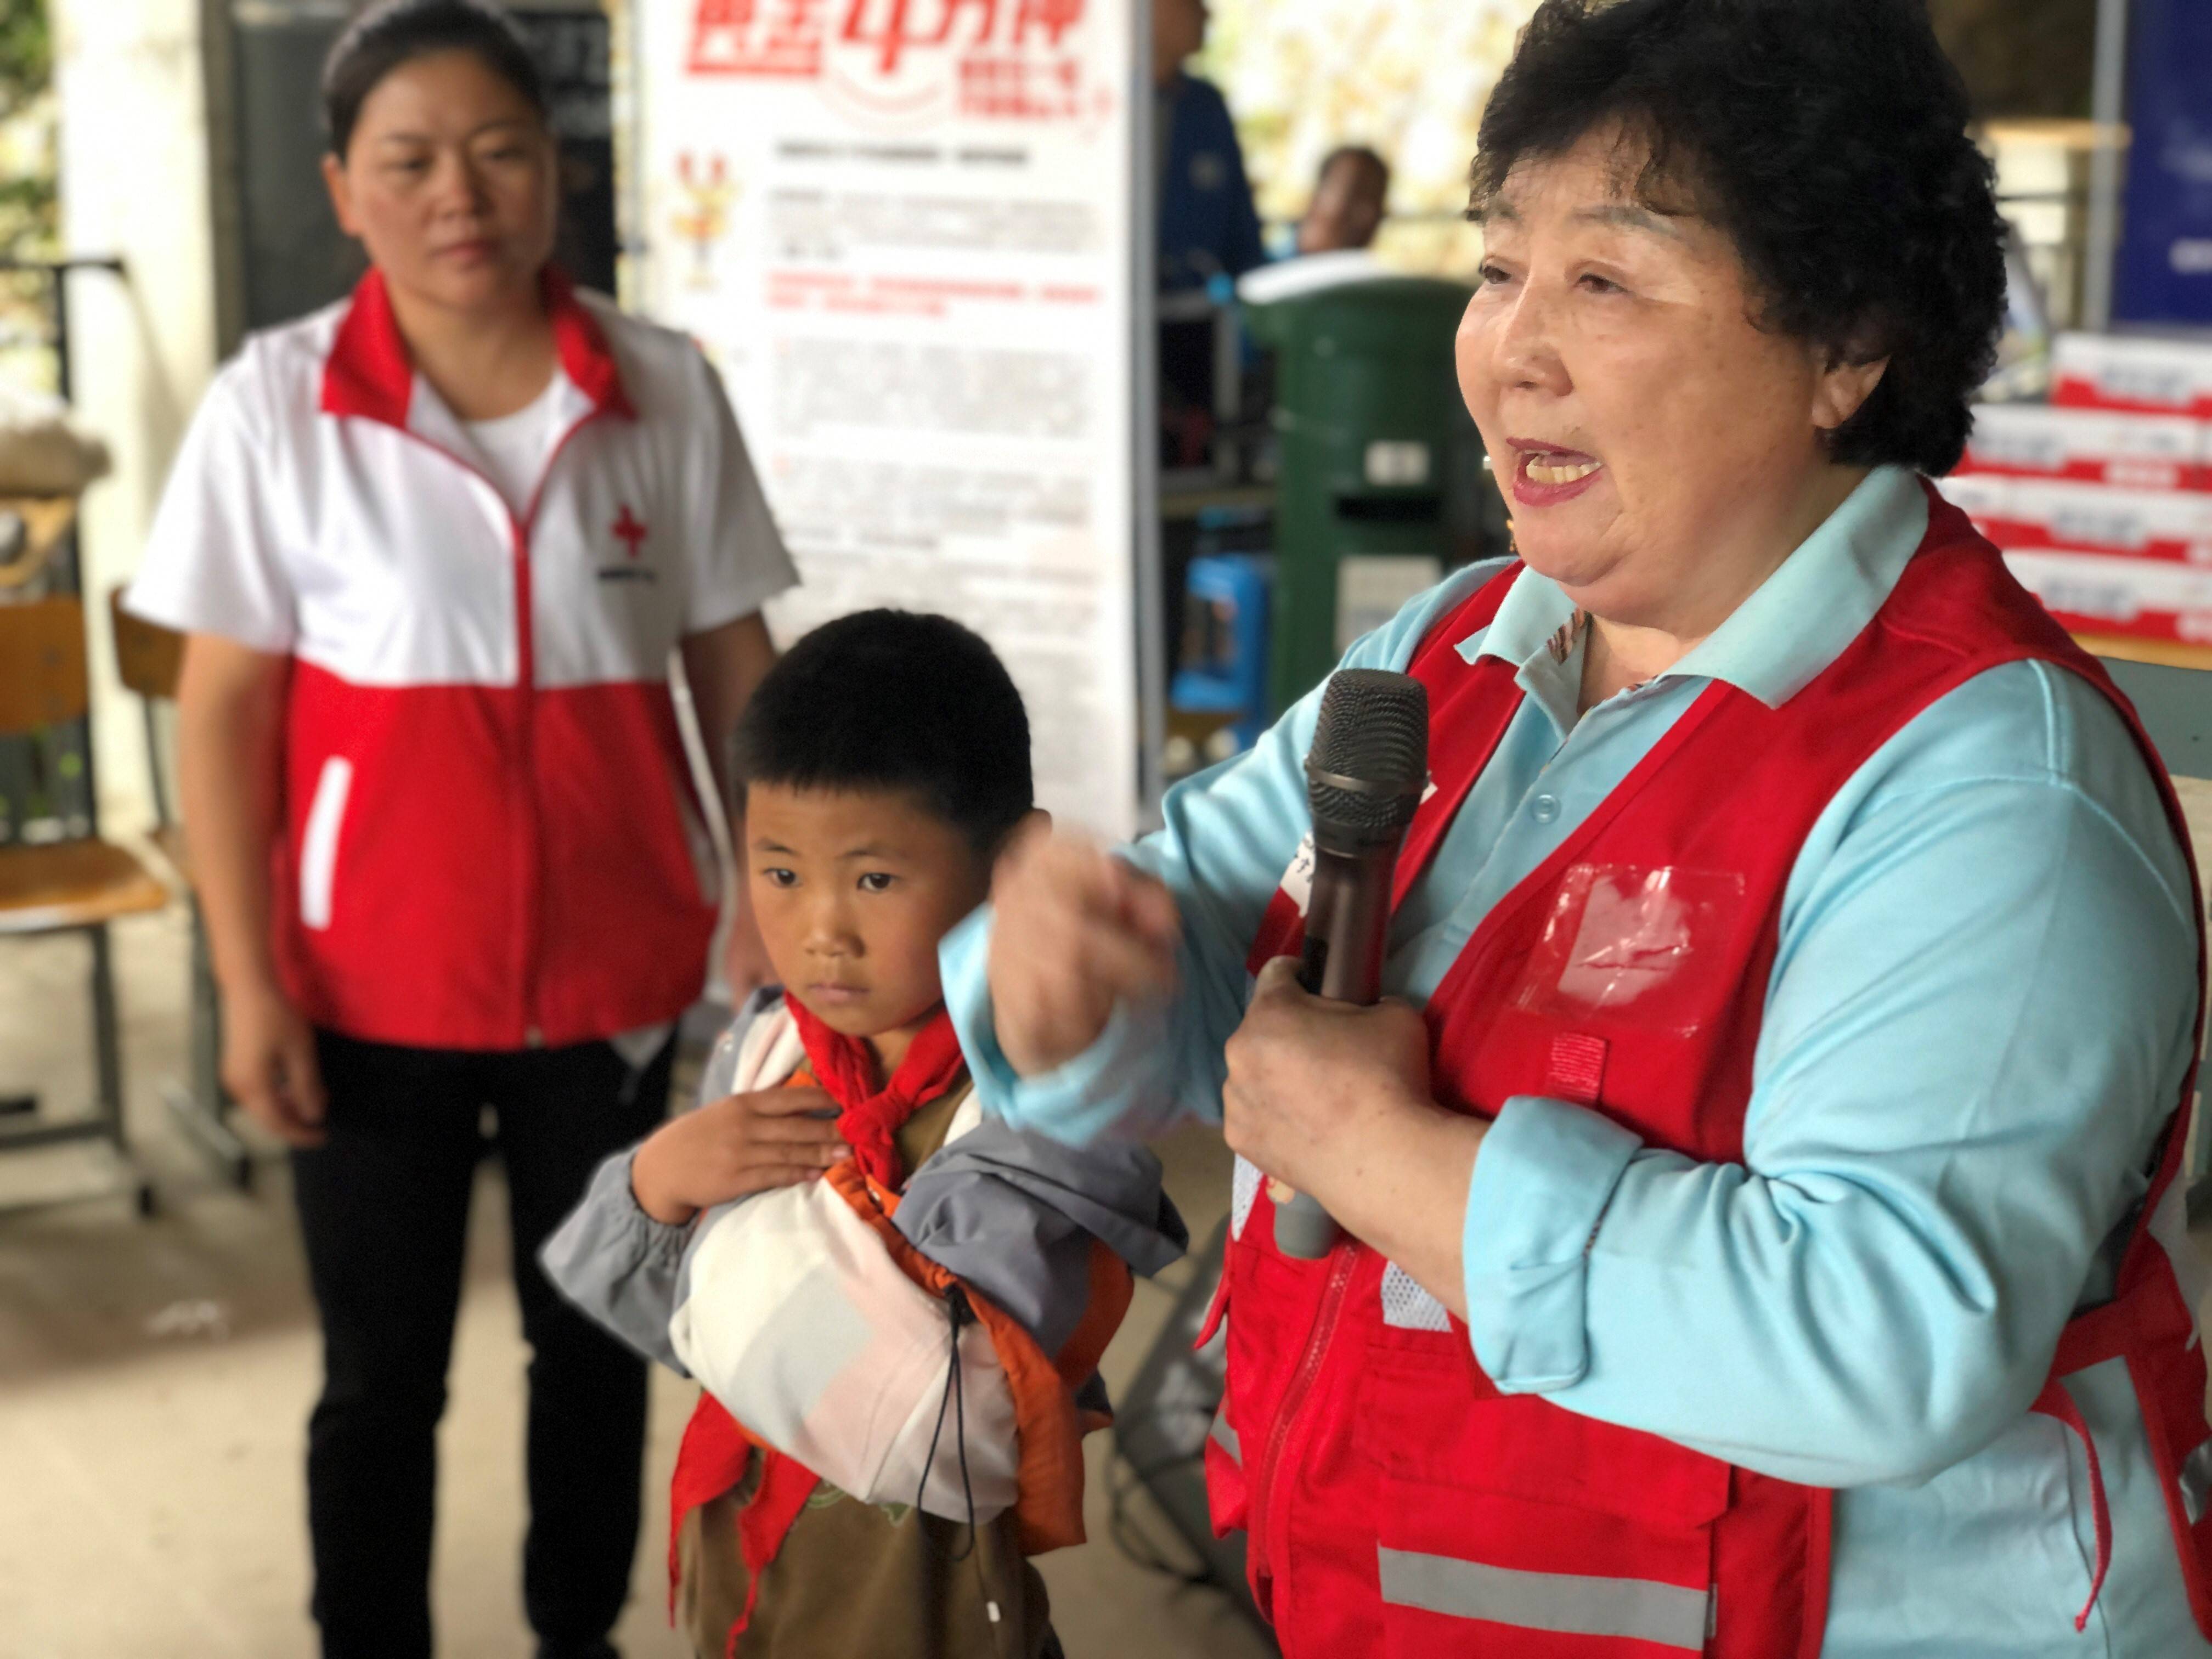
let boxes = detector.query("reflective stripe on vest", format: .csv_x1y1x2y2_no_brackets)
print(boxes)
1378,1547,1712,1651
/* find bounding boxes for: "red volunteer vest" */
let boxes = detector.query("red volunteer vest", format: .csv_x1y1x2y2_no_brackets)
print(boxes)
1200,493,2212,1658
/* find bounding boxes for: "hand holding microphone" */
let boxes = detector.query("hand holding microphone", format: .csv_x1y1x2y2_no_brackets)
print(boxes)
1258,669,1429,1259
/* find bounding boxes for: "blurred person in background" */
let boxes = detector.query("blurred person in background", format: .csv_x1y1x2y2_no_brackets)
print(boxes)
1154,0,1264,292
956,0,2212,1655
1296,144,1391,256
1238,143,1395,303
122,3,793,1655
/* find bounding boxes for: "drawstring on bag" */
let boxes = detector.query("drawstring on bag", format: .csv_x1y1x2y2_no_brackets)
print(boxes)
915,1283,1003,1632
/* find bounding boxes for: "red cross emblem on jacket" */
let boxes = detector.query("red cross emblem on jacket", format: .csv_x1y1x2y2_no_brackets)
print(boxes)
612,504,648,560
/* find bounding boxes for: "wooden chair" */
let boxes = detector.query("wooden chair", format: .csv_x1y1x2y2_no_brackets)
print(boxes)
0,496,81,594
109,593,254,1188
0,595,163,1215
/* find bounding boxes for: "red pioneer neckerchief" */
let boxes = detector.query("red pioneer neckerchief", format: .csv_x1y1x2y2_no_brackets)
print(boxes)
783,995,967,1189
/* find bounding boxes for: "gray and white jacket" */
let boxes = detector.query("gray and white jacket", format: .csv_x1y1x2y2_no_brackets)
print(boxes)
542,989,1186,1522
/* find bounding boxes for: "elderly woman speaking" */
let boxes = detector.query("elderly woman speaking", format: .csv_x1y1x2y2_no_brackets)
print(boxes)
947,1,2212,1655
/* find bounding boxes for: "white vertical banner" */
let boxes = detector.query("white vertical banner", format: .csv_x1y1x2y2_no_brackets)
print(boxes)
635,0,1145,838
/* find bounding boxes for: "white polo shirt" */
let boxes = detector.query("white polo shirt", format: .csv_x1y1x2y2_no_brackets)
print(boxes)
127,270,797,1051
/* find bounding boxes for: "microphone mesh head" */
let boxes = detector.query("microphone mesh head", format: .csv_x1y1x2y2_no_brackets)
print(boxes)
1306,669,1429,840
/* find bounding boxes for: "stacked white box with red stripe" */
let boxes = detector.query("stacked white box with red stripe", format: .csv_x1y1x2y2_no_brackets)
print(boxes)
1943,332,2212,644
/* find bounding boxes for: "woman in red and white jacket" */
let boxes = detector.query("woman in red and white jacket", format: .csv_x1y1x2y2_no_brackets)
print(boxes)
124,5,794,1655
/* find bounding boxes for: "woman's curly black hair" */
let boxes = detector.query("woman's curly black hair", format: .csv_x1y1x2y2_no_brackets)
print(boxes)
1471,0,2007,476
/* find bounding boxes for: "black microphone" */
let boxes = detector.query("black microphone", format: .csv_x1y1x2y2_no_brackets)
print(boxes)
1272,668,1429,1261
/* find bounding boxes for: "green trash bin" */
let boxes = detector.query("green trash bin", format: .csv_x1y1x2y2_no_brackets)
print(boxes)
1244,275,1491,714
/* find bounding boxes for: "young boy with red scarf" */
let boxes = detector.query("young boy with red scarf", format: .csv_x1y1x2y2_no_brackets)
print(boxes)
543,611,1185,1659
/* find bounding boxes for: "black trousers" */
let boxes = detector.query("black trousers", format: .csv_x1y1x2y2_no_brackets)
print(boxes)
293,1029,676,1659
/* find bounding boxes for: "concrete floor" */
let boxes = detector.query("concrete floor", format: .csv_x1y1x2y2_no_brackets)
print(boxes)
0,903,1274,1659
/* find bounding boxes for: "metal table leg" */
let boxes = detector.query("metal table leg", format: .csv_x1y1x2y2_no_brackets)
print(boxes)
1,924,157,1220
89,923,157,1216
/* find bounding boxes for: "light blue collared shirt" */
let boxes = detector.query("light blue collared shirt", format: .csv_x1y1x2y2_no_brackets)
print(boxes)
943,466,2206,1656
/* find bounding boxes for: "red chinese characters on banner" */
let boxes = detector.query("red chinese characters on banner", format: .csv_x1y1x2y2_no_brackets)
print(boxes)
960,0,1088,117
690,0,831,77
841,0,998,74
690,0,1092,123
1011,0,1085,44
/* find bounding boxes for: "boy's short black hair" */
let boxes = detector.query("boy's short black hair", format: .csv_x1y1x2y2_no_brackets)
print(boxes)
324,0,546,157
1470,0,2007,476
734,610,1034,852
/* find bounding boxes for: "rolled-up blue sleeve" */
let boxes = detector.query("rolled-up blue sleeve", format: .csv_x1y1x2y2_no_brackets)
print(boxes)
941,936,1184,1144
1460,661,2200,1488
1462,1096,1640,1391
